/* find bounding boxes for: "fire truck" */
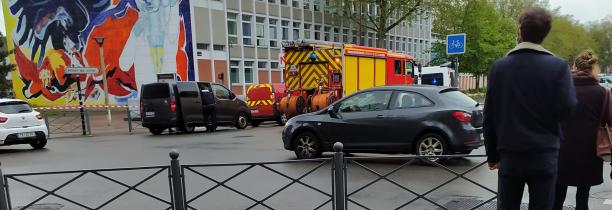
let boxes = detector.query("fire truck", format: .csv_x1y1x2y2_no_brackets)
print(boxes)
279,41,418,117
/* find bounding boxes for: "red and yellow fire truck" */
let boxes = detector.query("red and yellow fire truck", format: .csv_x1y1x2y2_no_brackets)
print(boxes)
279,41,417,117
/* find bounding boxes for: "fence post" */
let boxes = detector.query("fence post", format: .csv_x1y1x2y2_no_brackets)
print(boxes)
0,163,9,210
85,109,92,136
44,115,51,139
169,150,185,210
127,106,133,134
332,142,346,210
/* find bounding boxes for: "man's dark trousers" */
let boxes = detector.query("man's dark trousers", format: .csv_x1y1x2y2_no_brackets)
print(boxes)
498,152,558,210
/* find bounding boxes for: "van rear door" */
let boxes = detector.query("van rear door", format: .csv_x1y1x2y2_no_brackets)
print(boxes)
176,82,204,124
141,83,175,123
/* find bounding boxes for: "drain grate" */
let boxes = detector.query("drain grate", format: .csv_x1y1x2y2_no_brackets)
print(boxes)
14,203,64,210
440,198,575,210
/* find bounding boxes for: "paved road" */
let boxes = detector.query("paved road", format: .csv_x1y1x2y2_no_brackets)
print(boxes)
1,124,611,209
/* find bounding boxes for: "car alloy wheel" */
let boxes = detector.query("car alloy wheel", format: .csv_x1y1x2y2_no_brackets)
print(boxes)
278,113,289,126
235,113,249,129
294,133,321,159
416,134,447,163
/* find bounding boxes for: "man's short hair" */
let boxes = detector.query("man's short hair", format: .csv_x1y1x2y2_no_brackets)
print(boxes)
519,8,552,44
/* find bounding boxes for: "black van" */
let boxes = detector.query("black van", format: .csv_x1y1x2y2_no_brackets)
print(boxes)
140,82,250,135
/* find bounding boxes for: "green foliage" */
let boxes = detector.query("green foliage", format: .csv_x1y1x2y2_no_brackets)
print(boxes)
542,14,597,63
0,33,15,98
586,18,612,71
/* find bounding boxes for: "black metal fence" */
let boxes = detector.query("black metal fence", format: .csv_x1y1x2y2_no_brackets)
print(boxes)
0,143,497,210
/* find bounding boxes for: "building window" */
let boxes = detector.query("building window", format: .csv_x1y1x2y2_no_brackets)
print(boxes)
304,24,312,40
314,0,321,11
280,0,287,5
227,13,238,44
269,19,279,47
402,38,407,52
396,37,401,52
304,0,311,10
268,0,276,3
292,22,301,40
281,20,289,40
244,61,254,83
230,61,240,84
256,16,266,47
333,28,339,42
368,32,374,47
213,45,225,51
271,62,279,69
324,26,330,41
342,29,349,43
196,43,210,50
314,25,321,40
258,61,268,69
242,14,253,45
292,0,299,8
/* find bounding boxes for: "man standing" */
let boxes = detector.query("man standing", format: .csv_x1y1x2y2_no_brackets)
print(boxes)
484,8,577,210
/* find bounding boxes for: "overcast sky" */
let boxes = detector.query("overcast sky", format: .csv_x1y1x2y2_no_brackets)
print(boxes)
0,0,610,36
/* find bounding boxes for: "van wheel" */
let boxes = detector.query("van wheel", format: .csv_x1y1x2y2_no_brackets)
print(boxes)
30,137,47,149
415,133,448,163
149,128,165,135
251,120,261,127
180,124,195,134
277,113,288,126
235,113,249,129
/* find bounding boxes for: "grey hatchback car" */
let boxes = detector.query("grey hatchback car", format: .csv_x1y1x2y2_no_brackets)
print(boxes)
282,85,484,159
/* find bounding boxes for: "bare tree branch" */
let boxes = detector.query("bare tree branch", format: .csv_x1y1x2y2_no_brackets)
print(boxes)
385,0,423,32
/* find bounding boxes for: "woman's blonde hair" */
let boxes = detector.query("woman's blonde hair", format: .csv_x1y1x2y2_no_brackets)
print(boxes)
573,49,600,78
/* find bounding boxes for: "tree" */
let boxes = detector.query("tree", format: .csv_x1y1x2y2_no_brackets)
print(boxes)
0,33,15,98
542,14,597,63
331,0,427,48
587,18,612,72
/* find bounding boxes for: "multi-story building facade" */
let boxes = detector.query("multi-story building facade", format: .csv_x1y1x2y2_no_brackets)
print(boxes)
193,0,432,96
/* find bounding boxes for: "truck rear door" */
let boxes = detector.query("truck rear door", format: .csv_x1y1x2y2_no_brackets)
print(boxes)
141,83,175,123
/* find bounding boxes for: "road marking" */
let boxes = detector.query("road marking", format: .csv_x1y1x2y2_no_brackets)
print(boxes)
604,199,612,205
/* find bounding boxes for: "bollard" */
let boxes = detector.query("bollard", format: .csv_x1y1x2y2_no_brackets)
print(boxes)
169,150,185,210
332,142,346,210
0,163,9,210
127,107,133,133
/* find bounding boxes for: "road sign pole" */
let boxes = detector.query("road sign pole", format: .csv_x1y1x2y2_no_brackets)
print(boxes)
76,75,87,136
99,46,112,126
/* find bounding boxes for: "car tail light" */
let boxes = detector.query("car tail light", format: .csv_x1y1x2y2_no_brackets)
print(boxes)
170,98,176,112
140,102,144,114
0,117,7,123
36,114,43,119
452,111,472,123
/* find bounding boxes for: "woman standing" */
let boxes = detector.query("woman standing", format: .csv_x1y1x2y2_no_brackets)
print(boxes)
553,49,610,210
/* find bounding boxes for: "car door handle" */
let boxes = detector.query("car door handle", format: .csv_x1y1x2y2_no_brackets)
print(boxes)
376,115,385,119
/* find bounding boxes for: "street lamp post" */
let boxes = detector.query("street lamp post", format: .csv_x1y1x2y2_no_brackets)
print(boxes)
95,37,111,126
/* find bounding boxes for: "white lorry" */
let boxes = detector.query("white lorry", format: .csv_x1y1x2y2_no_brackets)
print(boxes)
416,62,458,87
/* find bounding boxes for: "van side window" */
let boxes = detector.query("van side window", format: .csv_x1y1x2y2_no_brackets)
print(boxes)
394,60,402,75
393,92,433,109
212,84,231,99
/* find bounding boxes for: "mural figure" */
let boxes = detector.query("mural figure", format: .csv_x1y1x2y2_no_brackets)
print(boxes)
2,0,194,106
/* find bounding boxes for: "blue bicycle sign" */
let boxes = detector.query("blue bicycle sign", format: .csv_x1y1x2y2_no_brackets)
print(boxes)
447,33,466,55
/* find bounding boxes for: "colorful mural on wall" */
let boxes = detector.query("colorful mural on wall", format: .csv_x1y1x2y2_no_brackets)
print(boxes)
2,0,195,106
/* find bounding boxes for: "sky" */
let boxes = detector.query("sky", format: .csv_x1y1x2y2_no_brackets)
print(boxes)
0,0,610,36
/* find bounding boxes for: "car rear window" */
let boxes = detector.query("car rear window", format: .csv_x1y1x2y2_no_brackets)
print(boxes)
0,101,33,114
441,90,478,107
142,84,171,99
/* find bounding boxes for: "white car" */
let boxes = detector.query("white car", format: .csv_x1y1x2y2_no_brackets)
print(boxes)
0,99,48,149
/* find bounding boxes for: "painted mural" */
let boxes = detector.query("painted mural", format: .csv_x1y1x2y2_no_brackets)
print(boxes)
2,0,195,106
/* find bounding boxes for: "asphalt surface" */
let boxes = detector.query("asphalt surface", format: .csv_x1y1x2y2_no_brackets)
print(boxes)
1,123,611,210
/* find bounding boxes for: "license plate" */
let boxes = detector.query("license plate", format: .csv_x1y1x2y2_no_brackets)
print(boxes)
17,132,36,138
145,112,155,117
251,110,259,114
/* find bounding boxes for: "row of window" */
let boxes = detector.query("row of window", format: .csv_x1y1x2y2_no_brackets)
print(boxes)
229,60,281,84
226,12,430,50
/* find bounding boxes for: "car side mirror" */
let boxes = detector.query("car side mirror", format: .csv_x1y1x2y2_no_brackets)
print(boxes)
229,92,236,100
328,105,339,119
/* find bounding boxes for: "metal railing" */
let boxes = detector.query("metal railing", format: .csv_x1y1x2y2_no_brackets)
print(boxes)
0,143,496,210
42,110,91,137
126,106,145,133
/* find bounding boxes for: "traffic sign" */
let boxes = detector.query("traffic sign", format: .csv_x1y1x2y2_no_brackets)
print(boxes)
446,33,466,55
65,67,99,74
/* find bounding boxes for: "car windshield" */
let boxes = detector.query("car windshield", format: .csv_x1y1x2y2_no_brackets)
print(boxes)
0,101,33,114
441,90,478,107
142,84,170,99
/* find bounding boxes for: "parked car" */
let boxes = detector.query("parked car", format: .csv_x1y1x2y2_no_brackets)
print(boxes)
0,99,48,149
600,76,612,89
140,82,250,135
282,85,484,161
246,83,287,127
